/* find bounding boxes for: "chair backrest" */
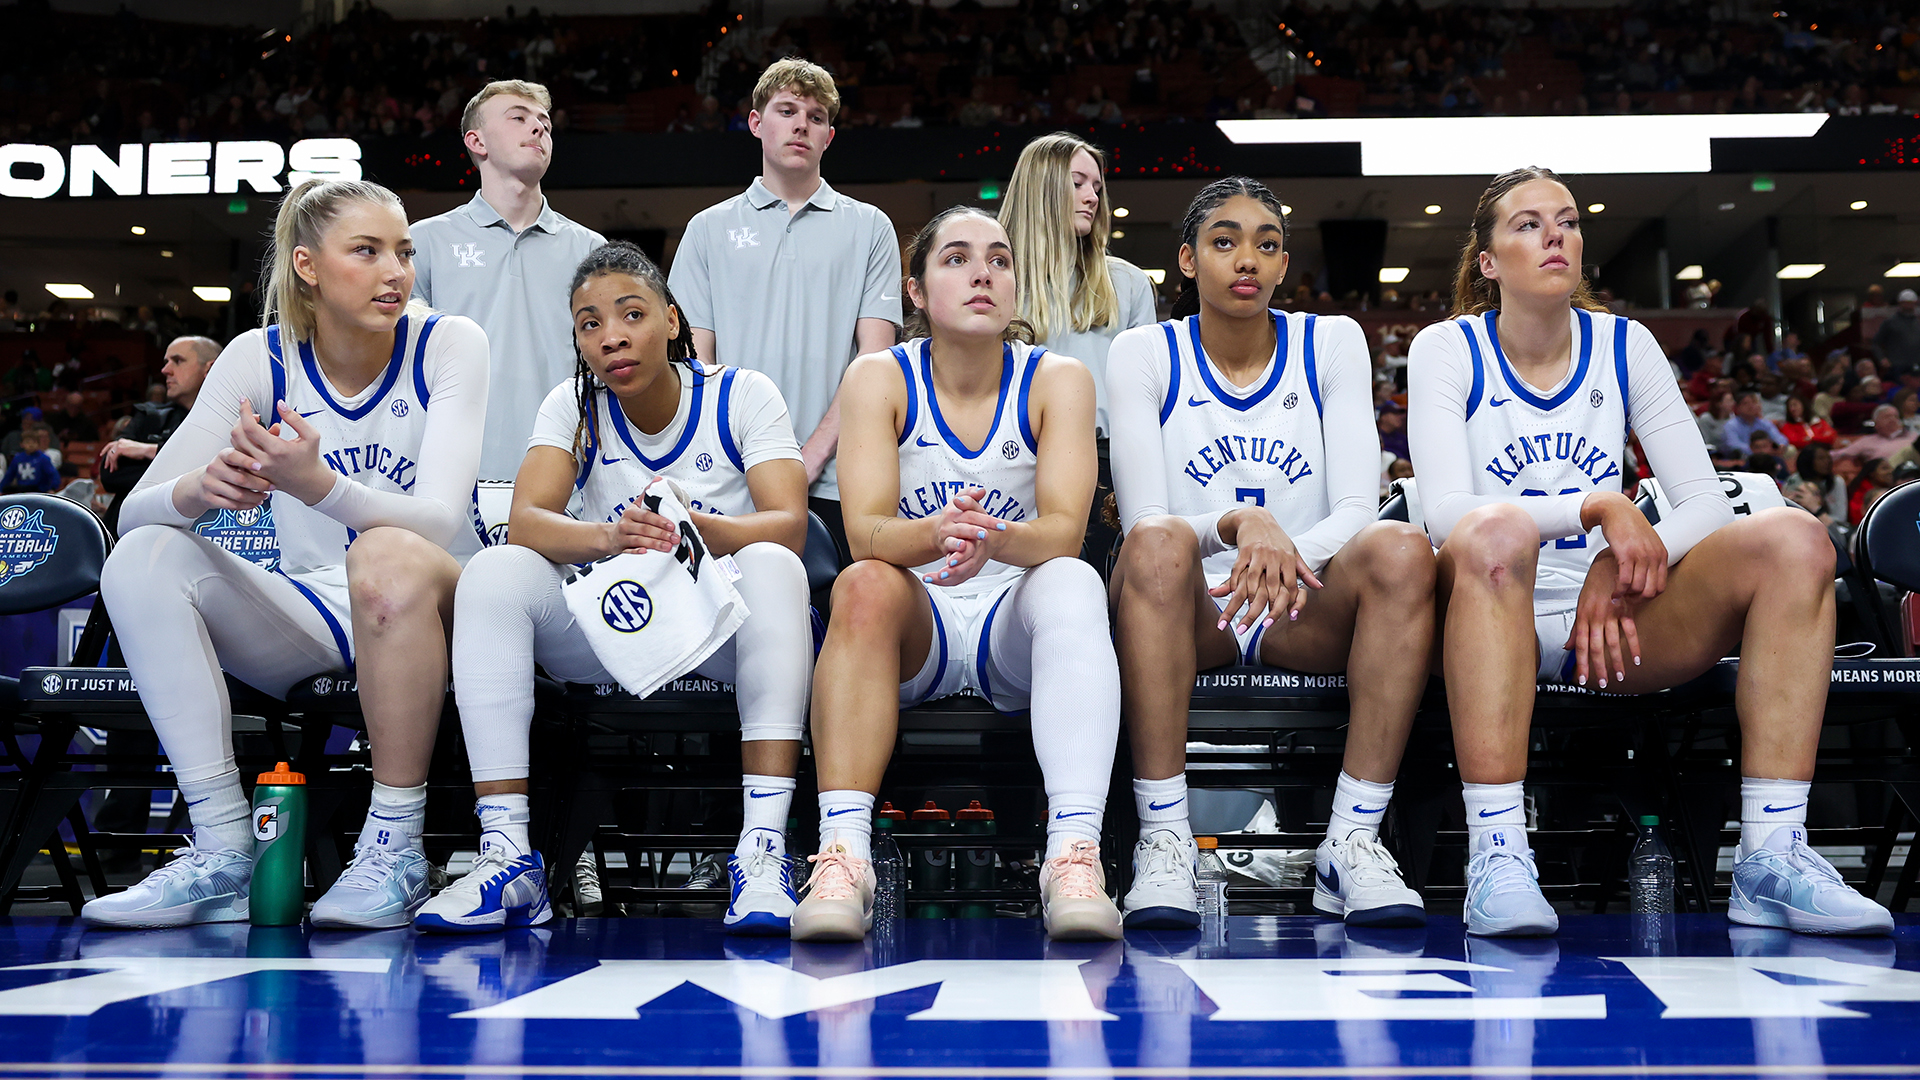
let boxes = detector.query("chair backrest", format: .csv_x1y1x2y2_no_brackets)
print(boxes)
0,493,111,615
802,510,843,595
1852,479,1920,595
1382,477,1425,533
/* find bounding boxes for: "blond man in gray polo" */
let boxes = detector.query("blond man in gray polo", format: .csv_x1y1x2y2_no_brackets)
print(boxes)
669,58,902,557
411,80,606,482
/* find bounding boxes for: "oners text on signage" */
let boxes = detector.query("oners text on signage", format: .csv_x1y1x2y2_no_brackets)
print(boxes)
0,139,362,199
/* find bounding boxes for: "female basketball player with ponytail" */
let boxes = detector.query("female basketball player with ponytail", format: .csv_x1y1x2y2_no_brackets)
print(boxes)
420,241,813,934
793,205,1124,943
1410,166,1890,936
85,178,489,930
1106,177,1437,930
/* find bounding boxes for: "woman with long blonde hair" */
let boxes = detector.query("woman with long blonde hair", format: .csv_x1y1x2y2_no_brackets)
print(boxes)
84,178,489,932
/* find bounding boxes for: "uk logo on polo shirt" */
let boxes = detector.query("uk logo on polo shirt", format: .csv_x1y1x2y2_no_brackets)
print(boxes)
453,242,486,267
728,228,760,250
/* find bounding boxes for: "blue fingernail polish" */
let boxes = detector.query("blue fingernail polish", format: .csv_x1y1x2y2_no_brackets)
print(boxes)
939,571,949,579
997,522,1006,530
977,531,985,539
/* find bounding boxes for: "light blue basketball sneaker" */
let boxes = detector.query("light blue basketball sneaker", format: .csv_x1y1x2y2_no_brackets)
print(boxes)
311,844,431,930
1729,825,1893,936
1464,828,1559,937
79,830,252,929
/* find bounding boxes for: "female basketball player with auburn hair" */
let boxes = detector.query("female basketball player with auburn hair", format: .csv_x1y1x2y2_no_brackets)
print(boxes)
1409,166,1890,936
86,178,489,930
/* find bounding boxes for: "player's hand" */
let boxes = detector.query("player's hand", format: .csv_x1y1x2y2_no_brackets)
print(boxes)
925,489,1004,587
100,438,156,473
1592,493,1667,600
229,398,333,505
606,482,680,555
1208,506,1322,633
194,448,274,511
1567,550,1641,689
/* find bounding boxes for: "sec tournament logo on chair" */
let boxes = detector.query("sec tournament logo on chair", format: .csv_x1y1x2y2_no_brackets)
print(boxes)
601,580,653,633
0,505,59,587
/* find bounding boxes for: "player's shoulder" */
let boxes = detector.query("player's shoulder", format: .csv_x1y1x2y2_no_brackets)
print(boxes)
686,190,755,226
704,361,781,399
1410,315,1474,356
417,311,487,351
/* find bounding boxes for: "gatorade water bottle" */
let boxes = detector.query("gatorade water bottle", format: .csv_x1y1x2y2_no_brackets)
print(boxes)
955,800,996,918
250,762,307,926
909,800,953,918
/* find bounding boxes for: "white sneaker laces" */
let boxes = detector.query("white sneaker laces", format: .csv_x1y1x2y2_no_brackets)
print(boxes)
1468,846,1538,892
336,844,409,891
1046,840,1105,899
1135,835,1193,886
1341,834,1406,889
1783,839,1849,890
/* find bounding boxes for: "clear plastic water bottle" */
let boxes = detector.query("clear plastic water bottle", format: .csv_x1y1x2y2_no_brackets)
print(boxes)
871,815,905,925
1628,814,1676,914
1195,835,1229,919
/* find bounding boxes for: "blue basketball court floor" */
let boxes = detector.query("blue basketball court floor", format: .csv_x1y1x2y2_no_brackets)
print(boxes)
0,914,1915,1078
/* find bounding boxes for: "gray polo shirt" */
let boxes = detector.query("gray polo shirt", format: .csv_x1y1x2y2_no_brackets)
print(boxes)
1037,255,1160,436
410,192,606,479
669,176,901,499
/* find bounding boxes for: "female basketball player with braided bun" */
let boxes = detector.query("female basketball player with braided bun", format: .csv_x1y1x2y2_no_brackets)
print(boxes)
422,241,813,935
1410,166,1891,937
1107,177,1436,931
793,205,1124,943
85,178,489,930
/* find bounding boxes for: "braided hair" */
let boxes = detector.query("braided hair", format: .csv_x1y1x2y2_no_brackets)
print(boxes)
1170,177,1290,320
565,241,698,467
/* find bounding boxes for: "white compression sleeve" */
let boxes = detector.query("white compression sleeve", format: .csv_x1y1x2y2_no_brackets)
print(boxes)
100,525,347,784
1619,321,1733,561
1287,316,1381,574
1107,328,1230,561
690,542,812,743
451,544,611,783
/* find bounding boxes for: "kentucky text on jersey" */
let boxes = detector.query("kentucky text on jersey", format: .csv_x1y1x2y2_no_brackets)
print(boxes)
1182,434,1314,488
320,443,419,490
898,481,1027,522
1482,431,1622,488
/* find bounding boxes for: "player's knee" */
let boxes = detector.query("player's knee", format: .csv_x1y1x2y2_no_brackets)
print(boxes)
347,527,452,622
1117,516,1196,594
1752,506,1835,581
1026,557,1108,623
733,540,807,587
1447,503,1537,589
1354,520,1437,597
827,559,916,634
99,525,183,607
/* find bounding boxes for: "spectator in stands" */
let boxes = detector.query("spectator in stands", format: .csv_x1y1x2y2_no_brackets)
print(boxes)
99,335,220,525
10,348,50,397
43,390,96,447
1777,394,1835,449
957,82,1000,127
1849,456,1894,524
1897,387,1920,434
410,80,606,484
1684,351,1724,402
1811,372,1845,419
1873,289,1920,379
1786,442,1846,525
1745,431,1789,484
1833,404,1919,468
1377,401,1409,460
1720,391,1788,458
1696,390,1735,449
1756,373,1790,422
1767,330,1807,373
2,426,59,494
670,58,901,562
1674,328,1714,376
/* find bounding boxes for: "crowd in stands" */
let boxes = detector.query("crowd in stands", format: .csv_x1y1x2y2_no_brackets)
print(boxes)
5,0,1918,145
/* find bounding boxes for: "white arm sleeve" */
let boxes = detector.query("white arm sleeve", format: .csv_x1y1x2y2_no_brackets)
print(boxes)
1408,321,1588,545
116,331,277,532
730,369,804,469
1106,327,1231,560
306,315,488,549
1622,321,1733,562
1289,316,1380,574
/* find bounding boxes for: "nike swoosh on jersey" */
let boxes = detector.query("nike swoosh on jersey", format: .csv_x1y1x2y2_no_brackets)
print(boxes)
298,408,327,418
915,436,939,448
1489,395,1511,407
1188,396,1210,407
600,454,626,465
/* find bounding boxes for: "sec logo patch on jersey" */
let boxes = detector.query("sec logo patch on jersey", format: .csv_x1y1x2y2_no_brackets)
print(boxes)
1001,439,1020,460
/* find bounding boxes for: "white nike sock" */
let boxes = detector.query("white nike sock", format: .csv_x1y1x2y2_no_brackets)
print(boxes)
741,773,795,857
1046,795,1105,858
359,781,427,852
179,770,252,853
1462,781,1529,854
817,790,874,861
1133,775,1193,846
475,793,531,860
1741,776,1810,853
1328,771,1394,842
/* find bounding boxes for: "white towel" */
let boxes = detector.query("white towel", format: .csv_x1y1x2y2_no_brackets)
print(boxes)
562,478,749,698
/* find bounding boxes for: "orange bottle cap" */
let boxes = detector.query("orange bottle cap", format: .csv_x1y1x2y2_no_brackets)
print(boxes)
256,762,306,785
911,800,950,820
1196,836,1218,849
876,801,907,822
957,799,994,820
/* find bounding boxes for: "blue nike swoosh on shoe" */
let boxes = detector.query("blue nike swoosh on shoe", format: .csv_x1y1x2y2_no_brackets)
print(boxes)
1479,805,1521,818
825,807,863,817
1763,802,1807,813
1489,395,1510,406
1352,805,1387,815
748,790,783,798
916,436,939,447
1054,810,1094,819
1147,798,1184,811
1188,396,1210,407
1317,866,1340,892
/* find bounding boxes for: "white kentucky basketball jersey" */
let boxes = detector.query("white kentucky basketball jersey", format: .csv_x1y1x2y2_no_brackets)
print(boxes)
1155,310,1333,579
892,337,1045,597
1453,307,1635,599
572,361,761,524
263,315,452,579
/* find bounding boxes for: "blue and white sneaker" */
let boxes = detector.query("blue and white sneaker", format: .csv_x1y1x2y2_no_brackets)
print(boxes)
1729,826,1894,936
1122,832,1200,930
79,832,252,929
725,830,799,936
311,844,431,930
1464,830,1558,937
1313,833,1426,928
414,848,552,934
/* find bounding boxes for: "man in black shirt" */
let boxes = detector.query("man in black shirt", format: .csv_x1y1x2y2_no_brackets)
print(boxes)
99,335,218,512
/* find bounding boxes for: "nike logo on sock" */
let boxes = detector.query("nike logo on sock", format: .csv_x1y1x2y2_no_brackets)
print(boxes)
186,797,210,808
1762,802,1806,813
369,812,413,822
1147,798,1185,812
1352,804,1387,815
1478,805,1521,819
748,790,784,798
825,807,863,817
1054,810,1094,819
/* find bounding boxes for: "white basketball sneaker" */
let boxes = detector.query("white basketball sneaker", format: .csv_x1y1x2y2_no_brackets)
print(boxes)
1463,829,1558,937
311,843,431,930
1729,825,1893,936
1121,832,1200,930
415,847,553,934
79,832,252,929
1313,832,1426,928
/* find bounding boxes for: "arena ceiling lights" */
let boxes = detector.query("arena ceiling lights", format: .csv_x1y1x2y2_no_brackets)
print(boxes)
1886,263,1920,278
1215,114,1828,176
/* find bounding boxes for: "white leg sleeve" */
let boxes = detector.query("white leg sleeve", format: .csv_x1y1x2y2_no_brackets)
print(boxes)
451,544,610,783
694,542,812,744
988,557,1122,811
99,525,346,785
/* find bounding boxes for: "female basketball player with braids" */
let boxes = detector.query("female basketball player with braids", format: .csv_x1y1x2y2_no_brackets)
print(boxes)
1410,166,1890,936
420,241,813,934
84,178,489,930
792,206,1124,942
1106,177,1436,930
